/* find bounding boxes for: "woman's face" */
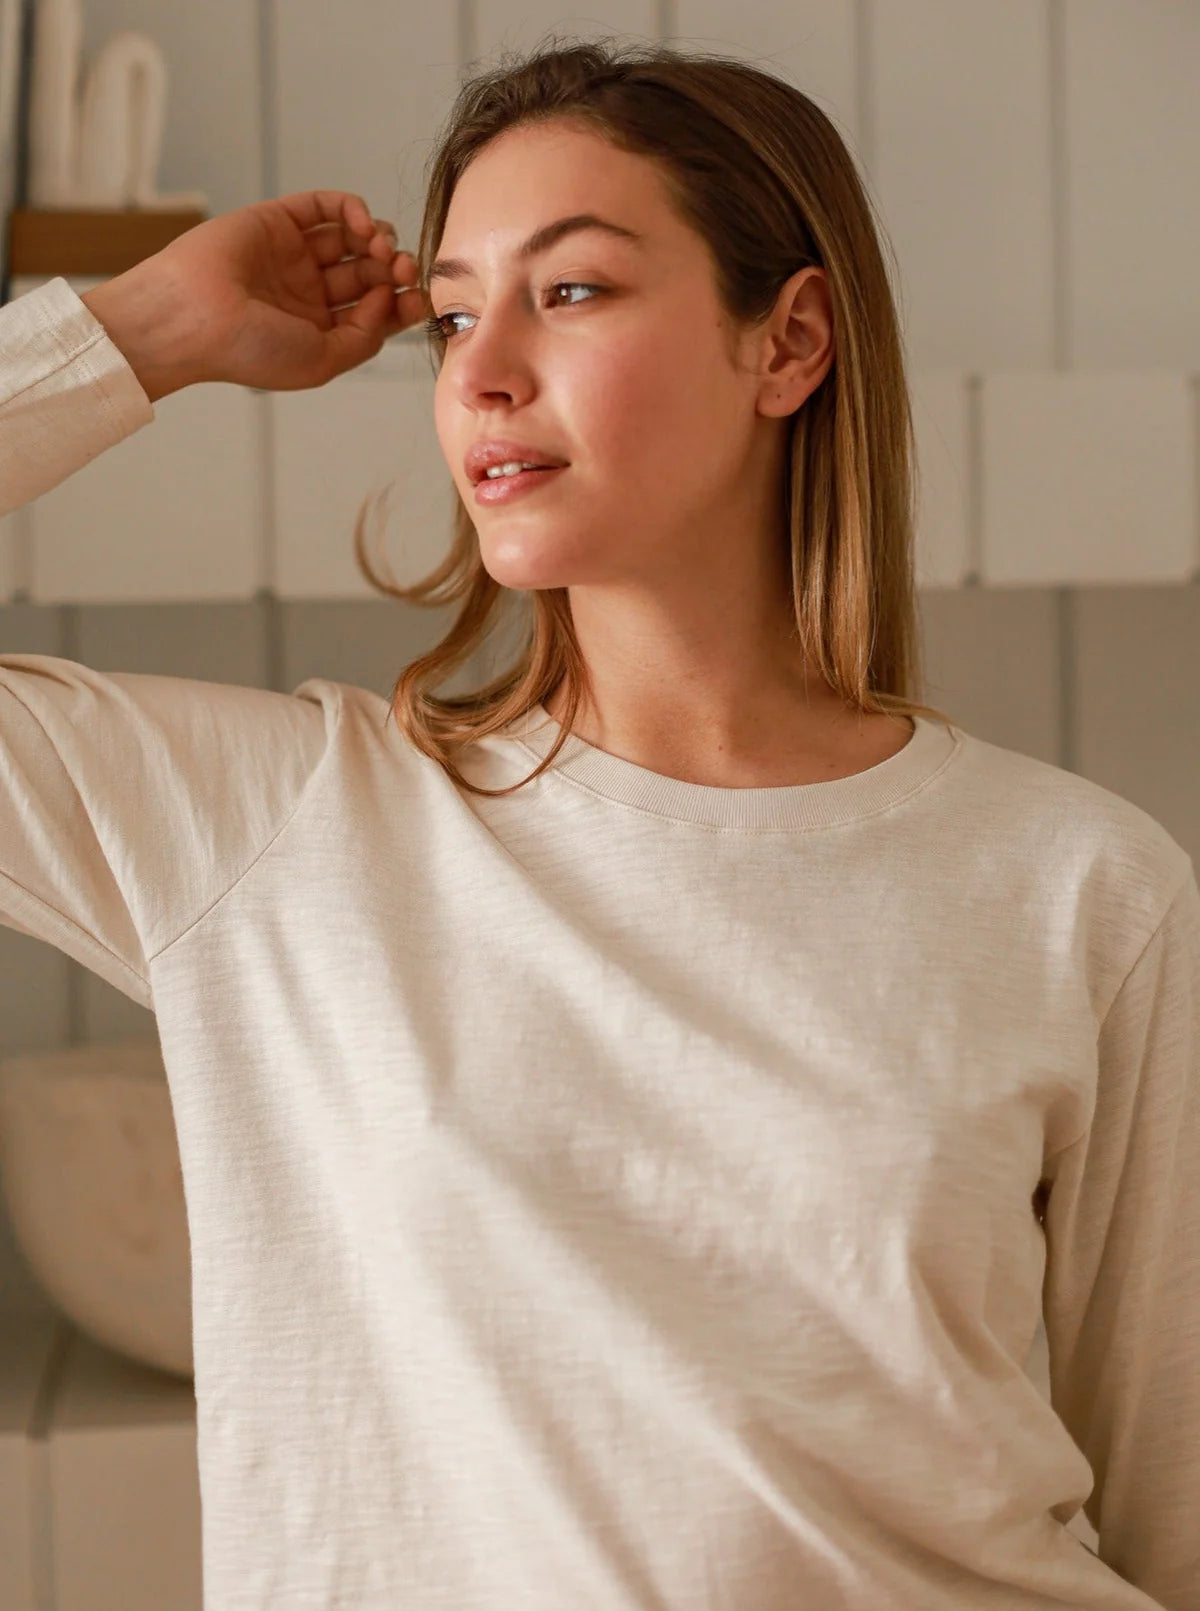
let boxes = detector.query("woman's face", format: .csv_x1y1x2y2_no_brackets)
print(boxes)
429,120,783,597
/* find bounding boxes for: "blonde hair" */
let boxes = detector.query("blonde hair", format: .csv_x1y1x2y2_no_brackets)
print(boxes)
353,35,955,799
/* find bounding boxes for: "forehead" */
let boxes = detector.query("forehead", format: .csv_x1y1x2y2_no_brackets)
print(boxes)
431,123,672,279
456,119,646,191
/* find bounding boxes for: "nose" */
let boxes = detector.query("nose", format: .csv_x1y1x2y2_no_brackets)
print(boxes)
448,303,539,409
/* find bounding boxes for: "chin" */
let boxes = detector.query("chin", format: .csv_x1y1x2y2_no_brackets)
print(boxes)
477,542,596,593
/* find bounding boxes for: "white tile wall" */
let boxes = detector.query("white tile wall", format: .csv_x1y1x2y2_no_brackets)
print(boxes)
271,0,460,243
672,0,859,147
869,0,1056,370
981,372,1196,586
272,361,454,600
908,370,972,589
473,0,658,67
1063,0,1200,370
29,379,263,604
4,3,1200,601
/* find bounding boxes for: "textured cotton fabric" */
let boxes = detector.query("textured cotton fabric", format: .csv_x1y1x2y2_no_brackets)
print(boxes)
2,277,1198,1610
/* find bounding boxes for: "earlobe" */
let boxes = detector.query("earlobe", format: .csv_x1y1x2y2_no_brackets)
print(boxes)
756,340,831,419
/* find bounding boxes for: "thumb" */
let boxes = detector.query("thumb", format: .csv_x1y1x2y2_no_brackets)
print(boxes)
321,283,401,381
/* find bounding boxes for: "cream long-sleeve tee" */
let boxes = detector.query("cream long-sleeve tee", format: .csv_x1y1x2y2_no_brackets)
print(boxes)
1,276,1198,1611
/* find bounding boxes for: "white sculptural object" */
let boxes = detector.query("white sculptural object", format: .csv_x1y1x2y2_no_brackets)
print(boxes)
27,0,208,210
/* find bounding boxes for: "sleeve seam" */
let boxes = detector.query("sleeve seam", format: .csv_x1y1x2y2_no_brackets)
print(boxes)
1096,862,1195,1034
0,864,151,993
146,679,347,967
1045,861,1197,1166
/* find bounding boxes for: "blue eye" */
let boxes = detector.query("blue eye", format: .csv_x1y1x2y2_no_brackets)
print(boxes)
423,282,603,342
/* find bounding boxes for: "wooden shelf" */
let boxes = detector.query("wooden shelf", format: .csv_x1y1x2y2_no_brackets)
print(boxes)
7,208,209,278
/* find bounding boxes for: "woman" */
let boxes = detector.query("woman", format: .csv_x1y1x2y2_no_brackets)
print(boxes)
1,37,1196,1611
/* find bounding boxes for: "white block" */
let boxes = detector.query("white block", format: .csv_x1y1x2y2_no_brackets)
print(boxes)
909,370,972,589
30,384,263,605
981,372,1196,586
1065,0,1200,369
272,371,456,599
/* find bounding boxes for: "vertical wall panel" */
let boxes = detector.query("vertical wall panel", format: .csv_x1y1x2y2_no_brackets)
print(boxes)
472,0,659,69
271,0,460,251
1064,0,1200,370
870,0,1054,370
671,0,858,148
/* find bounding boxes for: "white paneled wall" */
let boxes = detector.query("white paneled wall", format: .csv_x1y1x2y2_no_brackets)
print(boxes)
4,1,1200,606
981,373,1197,586
869,0,1055,370
270,0,460,244
473,1,657,66
908,371,972,589
30,384,263,604
672,0,858,145
1064,0,1200,370
272,358,456,600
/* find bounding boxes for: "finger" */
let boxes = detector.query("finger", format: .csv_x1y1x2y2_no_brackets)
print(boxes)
324,282,406,371
331,281,426,342
276,189,395,264
276,188,373,237
306,216,402,272
324,250,419,307
387,283,433,334
364,220,399,261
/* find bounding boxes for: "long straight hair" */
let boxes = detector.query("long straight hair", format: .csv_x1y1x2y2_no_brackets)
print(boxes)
352,36,955,799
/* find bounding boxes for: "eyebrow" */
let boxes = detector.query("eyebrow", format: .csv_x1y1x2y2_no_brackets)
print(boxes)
428,213,645,285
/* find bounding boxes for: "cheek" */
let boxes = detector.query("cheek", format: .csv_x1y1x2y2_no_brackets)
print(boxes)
432,390,457,486
589,340,747,512
563,331,699,466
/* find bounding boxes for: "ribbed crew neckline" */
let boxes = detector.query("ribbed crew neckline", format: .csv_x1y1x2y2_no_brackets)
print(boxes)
502,704,961,830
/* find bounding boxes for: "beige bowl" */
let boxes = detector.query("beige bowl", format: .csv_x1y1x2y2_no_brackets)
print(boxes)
0,1036,192,1379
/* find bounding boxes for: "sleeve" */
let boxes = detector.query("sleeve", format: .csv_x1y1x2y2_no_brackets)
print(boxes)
1041,863,1200,1610
0,275,155,518
0,654,338,1009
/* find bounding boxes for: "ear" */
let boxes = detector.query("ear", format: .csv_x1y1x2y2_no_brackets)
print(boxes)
755,266,835,419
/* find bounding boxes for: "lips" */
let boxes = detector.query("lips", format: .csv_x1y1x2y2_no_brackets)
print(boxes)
465,439,569,485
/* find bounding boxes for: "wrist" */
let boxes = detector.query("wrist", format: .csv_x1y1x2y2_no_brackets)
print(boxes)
81,262,201,404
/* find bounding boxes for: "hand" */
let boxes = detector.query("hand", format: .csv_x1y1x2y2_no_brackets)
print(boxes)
103,191,431,395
